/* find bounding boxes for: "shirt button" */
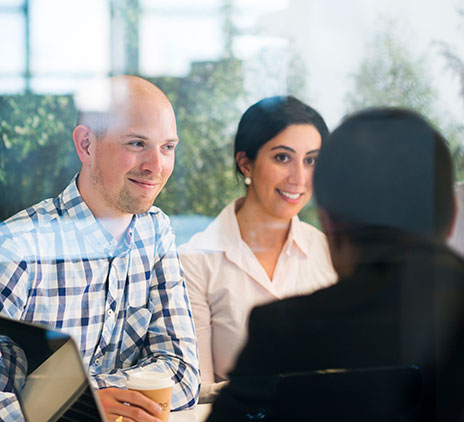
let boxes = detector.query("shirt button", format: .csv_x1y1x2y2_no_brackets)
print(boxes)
107,309,114,317
94,358,101,366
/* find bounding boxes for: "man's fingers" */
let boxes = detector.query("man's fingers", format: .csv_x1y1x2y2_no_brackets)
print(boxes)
108,415,134,422
117,406,161,422
113,388,162,416
98,388,163,422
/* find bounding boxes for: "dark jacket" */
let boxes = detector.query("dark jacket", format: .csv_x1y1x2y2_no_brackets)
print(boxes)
209,235,464,421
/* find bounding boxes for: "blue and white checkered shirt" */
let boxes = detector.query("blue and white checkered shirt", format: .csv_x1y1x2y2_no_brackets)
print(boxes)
0,336,28,421
0,176,200,420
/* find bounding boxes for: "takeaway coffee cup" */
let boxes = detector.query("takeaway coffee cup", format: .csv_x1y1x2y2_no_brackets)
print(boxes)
127,372,174,422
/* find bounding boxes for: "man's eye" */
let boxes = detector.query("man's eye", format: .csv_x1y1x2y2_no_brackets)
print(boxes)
129,141,144,148
162,143,176,152
275,154,289,163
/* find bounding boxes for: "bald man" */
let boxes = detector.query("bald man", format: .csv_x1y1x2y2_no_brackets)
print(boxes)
0,76,200,422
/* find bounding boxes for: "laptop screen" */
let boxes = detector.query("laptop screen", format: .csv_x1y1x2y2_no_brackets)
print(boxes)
0,315,105,422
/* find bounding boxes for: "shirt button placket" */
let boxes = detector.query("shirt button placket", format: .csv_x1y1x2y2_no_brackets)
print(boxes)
101,257,118,347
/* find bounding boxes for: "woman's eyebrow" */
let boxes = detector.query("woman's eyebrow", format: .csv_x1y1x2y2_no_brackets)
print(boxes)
306,149,320,155
270,145,295,153
270,145,320,155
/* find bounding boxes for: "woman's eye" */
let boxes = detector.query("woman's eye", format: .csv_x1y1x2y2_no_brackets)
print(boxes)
305,156,317,166
275,153,289,163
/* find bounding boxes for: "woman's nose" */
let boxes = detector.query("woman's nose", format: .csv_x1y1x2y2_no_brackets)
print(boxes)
288,161,307,185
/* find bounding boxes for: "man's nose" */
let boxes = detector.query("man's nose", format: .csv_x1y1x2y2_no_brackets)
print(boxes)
142,148,162,174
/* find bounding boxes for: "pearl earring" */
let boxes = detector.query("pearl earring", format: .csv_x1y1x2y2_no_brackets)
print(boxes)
244,177,252,186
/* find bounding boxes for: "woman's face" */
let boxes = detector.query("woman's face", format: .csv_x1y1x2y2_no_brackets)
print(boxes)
244,124,322,221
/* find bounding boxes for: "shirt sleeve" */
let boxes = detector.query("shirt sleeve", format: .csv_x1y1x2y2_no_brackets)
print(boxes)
0,236,30,319
92,217,200,411
179,251,216,385
0,393,25,422
0,336,29,422
0,236,34,422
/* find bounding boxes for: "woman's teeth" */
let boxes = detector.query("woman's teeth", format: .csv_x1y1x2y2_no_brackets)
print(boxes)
278,190,301,200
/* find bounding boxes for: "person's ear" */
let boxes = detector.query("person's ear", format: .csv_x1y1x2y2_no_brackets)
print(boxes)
318,209,351,254
318,208,337,246
72,125,93,165
236,151,253,179
446,191,459,239
319,207,357,279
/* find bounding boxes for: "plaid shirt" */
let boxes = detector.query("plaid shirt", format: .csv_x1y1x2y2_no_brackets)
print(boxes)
0,337,28,421
0,176,200,419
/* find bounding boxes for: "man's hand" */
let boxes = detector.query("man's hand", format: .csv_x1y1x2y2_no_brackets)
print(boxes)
97,387,163,422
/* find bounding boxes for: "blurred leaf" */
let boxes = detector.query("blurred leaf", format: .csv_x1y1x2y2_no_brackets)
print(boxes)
0,94,79,220
345,22,464,183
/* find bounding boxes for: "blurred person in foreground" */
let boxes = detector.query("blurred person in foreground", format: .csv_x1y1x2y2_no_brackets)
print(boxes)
208,108,464,421
179,96,337,402
0,75,200,422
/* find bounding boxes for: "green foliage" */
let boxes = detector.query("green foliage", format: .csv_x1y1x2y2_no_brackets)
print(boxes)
111,0,140,73
153,58,320,225
435,4,464,111
298,200,321,229
435,7,464,181
0,60,247,221
0,94,79,220
0,59,320,227
443,122,464,182
345,27,464,183
346,30,437,116
286,49,309,102
152,59,247,217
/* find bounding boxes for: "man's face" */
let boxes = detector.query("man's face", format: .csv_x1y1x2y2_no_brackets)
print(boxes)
89,95,178,216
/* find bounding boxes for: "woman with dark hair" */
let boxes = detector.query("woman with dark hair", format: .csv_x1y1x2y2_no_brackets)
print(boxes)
179,96,336,401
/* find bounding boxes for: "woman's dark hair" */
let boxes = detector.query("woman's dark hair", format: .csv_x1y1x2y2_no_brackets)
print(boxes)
234,96,329,176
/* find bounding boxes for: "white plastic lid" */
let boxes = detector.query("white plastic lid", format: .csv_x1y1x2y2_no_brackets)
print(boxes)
126,372,174,390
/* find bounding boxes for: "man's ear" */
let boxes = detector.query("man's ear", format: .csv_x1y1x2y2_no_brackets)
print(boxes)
318,208,351,251
446,192,459,239
236,151,252,179
72,125,93,165
318,208,334,236
318,208,340,249
318,207,357,279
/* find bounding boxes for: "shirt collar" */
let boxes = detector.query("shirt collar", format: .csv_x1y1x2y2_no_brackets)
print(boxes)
184,200,243,253
283,215,309,258
185,199,310,260
58,174,131,257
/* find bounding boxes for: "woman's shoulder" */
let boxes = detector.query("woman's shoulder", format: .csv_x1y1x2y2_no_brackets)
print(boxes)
295,219,324,234
293,218,328,245
292,219,333,262
178,201,238,255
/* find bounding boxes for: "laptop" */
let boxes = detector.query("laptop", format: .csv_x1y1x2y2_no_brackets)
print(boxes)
0,314,106,422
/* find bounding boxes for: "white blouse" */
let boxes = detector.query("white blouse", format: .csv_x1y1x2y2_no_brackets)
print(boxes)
178,200,337,385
